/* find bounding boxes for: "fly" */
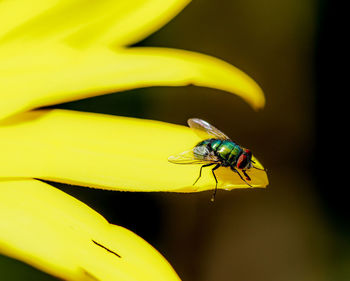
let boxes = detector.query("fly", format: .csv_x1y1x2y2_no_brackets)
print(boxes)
168,118,264,201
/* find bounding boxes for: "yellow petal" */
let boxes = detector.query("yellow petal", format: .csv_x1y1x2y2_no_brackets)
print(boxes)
0,109,268,192
0,45,264,120
0,179,181,281
0,0,58,40
0,0,190,47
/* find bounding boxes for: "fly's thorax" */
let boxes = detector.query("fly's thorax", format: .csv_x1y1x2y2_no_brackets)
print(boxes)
214,140,242,163
193,138,243,164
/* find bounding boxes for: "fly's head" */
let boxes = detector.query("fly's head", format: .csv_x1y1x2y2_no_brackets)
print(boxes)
237,149,252,170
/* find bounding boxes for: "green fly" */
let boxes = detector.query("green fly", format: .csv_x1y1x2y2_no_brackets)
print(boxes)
168,118,264,201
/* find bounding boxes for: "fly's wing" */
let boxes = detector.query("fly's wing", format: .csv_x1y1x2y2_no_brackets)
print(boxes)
168,149,218,164
188,118,230,140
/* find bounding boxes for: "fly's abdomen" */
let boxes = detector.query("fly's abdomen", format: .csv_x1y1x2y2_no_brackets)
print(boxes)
193,139,212,160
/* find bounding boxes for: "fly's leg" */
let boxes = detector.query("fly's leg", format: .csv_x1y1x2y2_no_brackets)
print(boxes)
242,169,251,181
210,164,221,202
251,160,267,172
193,163,216,186
231,167,253,187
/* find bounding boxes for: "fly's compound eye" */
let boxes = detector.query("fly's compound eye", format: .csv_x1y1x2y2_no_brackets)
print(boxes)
237,154,248,169
244,149,252,158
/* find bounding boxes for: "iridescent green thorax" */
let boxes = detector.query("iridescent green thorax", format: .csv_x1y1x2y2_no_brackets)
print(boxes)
194,138,243,166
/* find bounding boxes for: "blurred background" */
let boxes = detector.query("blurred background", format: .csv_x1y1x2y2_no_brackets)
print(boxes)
2,0,347,280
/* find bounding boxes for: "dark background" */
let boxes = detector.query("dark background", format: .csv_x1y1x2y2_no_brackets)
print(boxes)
2,0,348,280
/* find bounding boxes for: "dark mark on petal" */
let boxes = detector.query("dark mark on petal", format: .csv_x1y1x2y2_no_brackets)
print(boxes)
92,240,122,258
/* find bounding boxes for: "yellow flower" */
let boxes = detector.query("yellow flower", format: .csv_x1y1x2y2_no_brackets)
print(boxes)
0,179,181,281
0,0,268,280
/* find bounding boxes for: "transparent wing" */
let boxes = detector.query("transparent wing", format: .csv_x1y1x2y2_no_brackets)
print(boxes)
188,118,230,140
168,149,218,165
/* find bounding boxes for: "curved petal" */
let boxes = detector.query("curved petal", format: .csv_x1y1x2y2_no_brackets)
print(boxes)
0,0,58,40
0,0,190,47
0,110,268,192
0,179,181,281
0,45,264,120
